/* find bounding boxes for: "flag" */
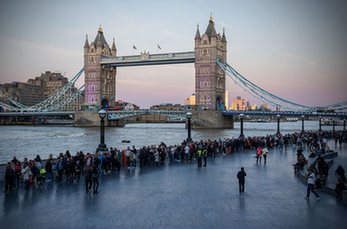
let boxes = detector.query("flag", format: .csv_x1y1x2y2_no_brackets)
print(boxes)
158,44,161,50
133,45,137,50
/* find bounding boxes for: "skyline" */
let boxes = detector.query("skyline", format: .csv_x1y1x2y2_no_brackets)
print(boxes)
0,0,346,109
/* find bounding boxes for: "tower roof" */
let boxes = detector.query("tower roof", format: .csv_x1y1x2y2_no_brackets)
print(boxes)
195,24,201,40
222,28,227,42
93,25,108,49
204,14,217,40
84,34,89,48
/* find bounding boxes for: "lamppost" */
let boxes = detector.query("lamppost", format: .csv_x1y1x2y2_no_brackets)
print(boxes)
301,115,305,133
276,114,281,135
344,118,346,131
239,113,244,138
96,109,108,152
332,118,335,133
319,116,322,131
186,112,192,143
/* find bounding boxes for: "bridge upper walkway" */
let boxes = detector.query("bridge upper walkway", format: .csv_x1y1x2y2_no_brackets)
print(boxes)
101,51,195,67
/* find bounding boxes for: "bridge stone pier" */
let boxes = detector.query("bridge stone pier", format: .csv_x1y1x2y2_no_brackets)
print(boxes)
74,110,125,127
190,110,233,129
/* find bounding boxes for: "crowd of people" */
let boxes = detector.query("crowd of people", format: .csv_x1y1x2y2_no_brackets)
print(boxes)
3,130,346,198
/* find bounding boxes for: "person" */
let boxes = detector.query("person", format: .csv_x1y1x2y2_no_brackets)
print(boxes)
335,179,347,199
335,165,346,183
74,160,81,182
21,162,30,190
45,159,53,181
262,147,268,163
256,147,262,163
4,162,14,193
305,169,320,200
129,150,135,169
203,146,208,166
92,165,99,194
237,167,247,194
84,164,93,194
196,146,202,167
115,150,122,170
31,160,38,189
14,161,22,188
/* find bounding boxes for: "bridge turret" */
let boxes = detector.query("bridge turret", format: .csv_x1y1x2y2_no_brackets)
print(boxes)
84,34,89,54
82,26,116,110
194,14,227,110
111,37,117,56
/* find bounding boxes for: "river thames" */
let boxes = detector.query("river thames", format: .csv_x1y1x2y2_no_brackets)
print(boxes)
0,121,340,164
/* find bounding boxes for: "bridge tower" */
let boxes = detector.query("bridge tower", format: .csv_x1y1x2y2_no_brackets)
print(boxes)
194,14,227,110
82,26,117,110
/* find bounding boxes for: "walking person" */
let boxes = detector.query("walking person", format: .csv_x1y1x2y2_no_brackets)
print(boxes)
262,147,268,163
237,167,247,195
84,164,92,194
92,165,99,194
305,169,320,200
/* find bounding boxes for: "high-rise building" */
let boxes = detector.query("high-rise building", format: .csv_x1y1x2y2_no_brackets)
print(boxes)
184,93,196,105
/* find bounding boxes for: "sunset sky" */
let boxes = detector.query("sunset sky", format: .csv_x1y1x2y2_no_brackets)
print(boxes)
0,0,346,109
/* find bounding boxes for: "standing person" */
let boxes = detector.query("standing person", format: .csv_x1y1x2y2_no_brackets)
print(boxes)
262,147,268,163
57,157,64,182
4,162,14,193
74,160,81,182
45,159,53,182
203,145,208,167
21,162,30,190
237,167,247,195
335,165,346,183
92,165,99,194
305,169,320,200
14,161,22,188
196,147,202,167
128,150,135,169
256,147,262,163
31,161,38,189
84,164,93,194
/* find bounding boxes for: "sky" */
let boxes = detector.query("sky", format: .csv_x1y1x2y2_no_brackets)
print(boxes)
0,0,346,109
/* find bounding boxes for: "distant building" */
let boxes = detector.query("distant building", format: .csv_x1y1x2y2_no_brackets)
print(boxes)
184,93,196,105
0,71,82,111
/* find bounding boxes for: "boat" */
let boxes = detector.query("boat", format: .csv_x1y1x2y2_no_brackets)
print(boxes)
122,140,131,143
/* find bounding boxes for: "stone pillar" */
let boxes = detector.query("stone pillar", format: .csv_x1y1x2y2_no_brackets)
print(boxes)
189,110,233,129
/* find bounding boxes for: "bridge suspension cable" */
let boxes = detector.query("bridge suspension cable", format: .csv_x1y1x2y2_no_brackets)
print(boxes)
46,85,85,111
217,60,347,111
1,68,84,112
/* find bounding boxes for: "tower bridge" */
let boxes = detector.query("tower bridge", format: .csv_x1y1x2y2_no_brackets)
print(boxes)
1,15,347,128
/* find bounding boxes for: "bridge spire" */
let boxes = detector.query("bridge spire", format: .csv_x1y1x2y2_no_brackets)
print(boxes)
195,23,201,40
111,37,117,56
222,27,227,42
84,34,89,49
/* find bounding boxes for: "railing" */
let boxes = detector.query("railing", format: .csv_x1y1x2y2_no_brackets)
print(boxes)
222,110,347,117
107,109,187,120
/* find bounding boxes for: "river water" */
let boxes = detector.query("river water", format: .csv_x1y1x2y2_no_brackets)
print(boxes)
0,121,340,164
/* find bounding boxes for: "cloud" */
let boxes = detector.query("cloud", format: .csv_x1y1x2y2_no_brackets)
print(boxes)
161,29,190,40
117,79,156,86
281,53,317,66
4,38,80,57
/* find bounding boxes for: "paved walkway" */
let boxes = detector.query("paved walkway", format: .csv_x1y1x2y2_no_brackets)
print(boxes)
1,141,347,229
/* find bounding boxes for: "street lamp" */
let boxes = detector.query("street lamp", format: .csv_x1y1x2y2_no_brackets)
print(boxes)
301,115,305,133
239,113,244,138
276,114,281,135
332,118,335,133
96,109,108,152
319,116,322,131
186,112,192,143
344,118,346,131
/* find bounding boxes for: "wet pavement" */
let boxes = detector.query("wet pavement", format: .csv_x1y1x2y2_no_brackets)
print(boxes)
1,141,347,229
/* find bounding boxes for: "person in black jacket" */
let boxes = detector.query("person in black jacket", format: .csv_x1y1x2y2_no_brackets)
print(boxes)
92,165,99,194
4,162,14,193
84,165,92,194
237,167,247,195
45,159,53,181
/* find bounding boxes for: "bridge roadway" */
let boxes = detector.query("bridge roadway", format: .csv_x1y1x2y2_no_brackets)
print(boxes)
0,140,346,228
1,109,346,119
